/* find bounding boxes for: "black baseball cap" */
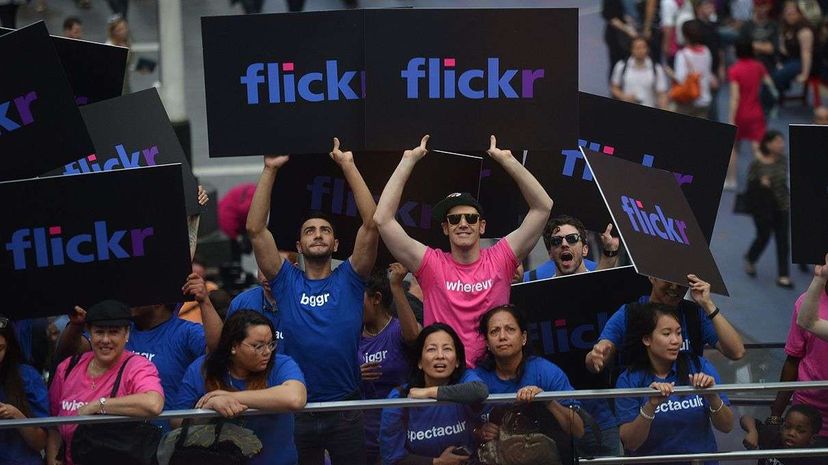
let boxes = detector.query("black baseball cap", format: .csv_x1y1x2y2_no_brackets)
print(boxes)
85,300,132,327
432,192,484,223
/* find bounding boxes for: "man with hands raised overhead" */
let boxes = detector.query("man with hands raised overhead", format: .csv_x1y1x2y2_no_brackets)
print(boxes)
373,135,553,367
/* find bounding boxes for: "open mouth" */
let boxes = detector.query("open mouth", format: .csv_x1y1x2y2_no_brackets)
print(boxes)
433,363,448,371
560,251,574,267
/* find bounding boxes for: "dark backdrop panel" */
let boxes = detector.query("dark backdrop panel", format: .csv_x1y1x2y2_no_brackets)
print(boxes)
585,149,728,295
269,152,481,265
511,266,651,389
0,22,94,182
789,125,828,264
0,164,192,318
202,11,365,156
43,89,201,214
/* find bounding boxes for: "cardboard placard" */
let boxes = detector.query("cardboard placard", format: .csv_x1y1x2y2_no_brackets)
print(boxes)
583,148,728,295
510,266,652,389
201,8,577,156
789,125,828,264
43,89,201,214
269,151,481,263
0,27,127,105
202,10,365,156
0,22,94,182
0,164,192,318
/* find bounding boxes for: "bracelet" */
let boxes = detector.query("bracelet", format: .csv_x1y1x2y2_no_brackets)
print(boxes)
98,397,107,415
708,399,725,414
707,307,720,320
603,249,619,257
639,405,655,420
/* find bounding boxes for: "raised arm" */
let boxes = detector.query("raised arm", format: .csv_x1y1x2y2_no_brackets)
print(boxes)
389,262,421,344
595,223,621,271
796,253,828,340
585,339,617,374
183,272,221,352
246,156,289,282
330,138,379,278
373,136,430,271
688,274,745,360
187,185,210,260
490,136,553,261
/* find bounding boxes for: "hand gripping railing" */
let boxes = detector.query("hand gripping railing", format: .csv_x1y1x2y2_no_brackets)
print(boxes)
3,380,828,463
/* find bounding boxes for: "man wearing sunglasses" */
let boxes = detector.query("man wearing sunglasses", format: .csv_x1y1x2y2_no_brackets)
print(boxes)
374,135,553,367
524,215,621,281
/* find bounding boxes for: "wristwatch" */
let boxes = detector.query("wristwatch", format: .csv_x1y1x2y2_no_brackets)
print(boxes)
99,397,107,415
603,249,619,257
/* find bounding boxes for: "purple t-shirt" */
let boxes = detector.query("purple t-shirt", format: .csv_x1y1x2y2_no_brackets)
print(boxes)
358,318,410,456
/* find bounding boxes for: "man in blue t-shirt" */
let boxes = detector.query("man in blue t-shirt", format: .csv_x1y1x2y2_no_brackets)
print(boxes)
580,274,745,457
523,215,620,281
247,139,379,465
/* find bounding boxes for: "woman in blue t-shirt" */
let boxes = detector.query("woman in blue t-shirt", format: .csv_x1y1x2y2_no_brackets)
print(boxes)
473,304,584,460
379,323,489,465
173,310,307,465
616,303,734,465
0,315,49,465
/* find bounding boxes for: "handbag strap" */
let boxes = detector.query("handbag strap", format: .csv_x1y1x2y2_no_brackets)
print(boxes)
109,354,137,398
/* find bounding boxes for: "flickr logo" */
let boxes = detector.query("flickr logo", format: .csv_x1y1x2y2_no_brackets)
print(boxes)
240,60,365,104
401,57,544,99
621,196,690,245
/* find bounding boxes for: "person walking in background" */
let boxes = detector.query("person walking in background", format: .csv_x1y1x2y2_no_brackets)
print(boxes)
611,36,670,108
673,20,717,118
604,0,639,79
773,1,815,95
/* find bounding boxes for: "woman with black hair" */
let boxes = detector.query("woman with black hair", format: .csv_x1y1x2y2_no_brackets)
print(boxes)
379,323,489,465
172,309,307,465
0,315,48,465
616,303,733,464
473,305,584,455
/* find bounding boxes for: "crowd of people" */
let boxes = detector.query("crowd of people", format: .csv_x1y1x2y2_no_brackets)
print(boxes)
1,134,827,465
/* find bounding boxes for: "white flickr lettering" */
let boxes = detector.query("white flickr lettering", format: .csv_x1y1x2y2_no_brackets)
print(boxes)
445,279,493,293
653,395,704,414
61,400,88,412
364,350,388,363
407,420,466,443
136,352,156,362
300,292,331,307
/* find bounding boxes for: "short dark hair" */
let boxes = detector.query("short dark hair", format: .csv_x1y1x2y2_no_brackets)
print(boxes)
542,214,588,250
400,323,467,396
297,211,337,239
366,267,393,309
735,39,754,59
760,129,785,155
476,305,533,379
63,17,82,30
787,404,823,435
682,19,704,45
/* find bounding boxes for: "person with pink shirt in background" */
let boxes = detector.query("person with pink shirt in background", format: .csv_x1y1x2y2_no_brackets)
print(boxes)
373,135,553,367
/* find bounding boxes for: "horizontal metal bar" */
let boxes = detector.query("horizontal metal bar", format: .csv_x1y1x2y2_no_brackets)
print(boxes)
4,380,827,430
579,447,828,464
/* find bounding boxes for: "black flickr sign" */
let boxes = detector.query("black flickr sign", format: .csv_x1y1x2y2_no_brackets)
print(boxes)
201,8,577,156
0,165,192,318
584,149,728,295
0,22,94,182
789,125,828,264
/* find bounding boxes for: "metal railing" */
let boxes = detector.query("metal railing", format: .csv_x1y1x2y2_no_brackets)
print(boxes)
3,380,828,429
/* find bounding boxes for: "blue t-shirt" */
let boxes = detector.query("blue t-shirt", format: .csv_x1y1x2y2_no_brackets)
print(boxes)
270,259,364,402
358,318,410,456
0,364,48,465
226,286,284,353
126,317,205,405
12,319,33,364
173,354,306,465
523,258,597,281
473,356,579,407
379,370,483,465
615,356,730,465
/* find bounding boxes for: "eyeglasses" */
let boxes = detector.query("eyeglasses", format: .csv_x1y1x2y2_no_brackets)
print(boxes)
0,317,7,329
446,213,480,225
241,341,277,354
549,233,581,247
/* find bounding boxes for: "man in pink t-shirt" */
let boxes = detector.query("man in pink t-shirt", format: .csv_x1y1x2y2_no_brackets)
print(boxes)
374,135,553,366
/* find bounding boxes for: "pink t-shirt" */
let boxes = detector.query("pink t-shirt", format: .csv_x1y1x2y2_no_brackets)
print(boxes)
49,351,164,465
415,239,518,366
785,292,828,437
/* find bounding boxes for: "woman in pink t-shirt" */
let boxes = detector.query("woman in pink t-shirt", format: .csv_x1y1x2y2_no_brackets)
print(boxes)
726,39,777,190
46,300,164,465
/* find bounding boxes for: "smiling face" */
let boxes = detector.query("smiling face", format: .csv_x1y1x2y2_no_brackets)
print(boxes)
296,217,338,261
418,330,460,387
88,325,129,366
548,224,588,275
649,277,687,307
485,310,527,361
441,205,485,251
643,314,683,365
231,324,275,375
781,411,817,448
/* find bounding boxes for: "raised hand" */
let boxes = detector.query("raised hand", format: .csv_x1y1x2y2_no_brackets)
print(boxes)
329,137,354,165
388,262,408,286
585,340,612,373
486,135,514,164
69,306,87,326
264,154,290,170
403,135,429,162
182,272,209,303
601,223,620,253
815,252,828,280
688,274,713,308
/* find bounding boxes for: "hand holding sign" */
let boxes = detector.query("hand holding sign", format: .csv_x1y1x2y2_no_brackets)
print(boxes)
816,253,828,279
687,274,714,311
329,137,354,166
264,154,290,170
403,135,429,162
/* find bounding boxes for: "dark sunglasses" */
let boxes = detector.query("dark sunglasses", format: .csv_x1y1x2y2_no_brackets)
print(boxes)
549,233,581,247
446,213,480,225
